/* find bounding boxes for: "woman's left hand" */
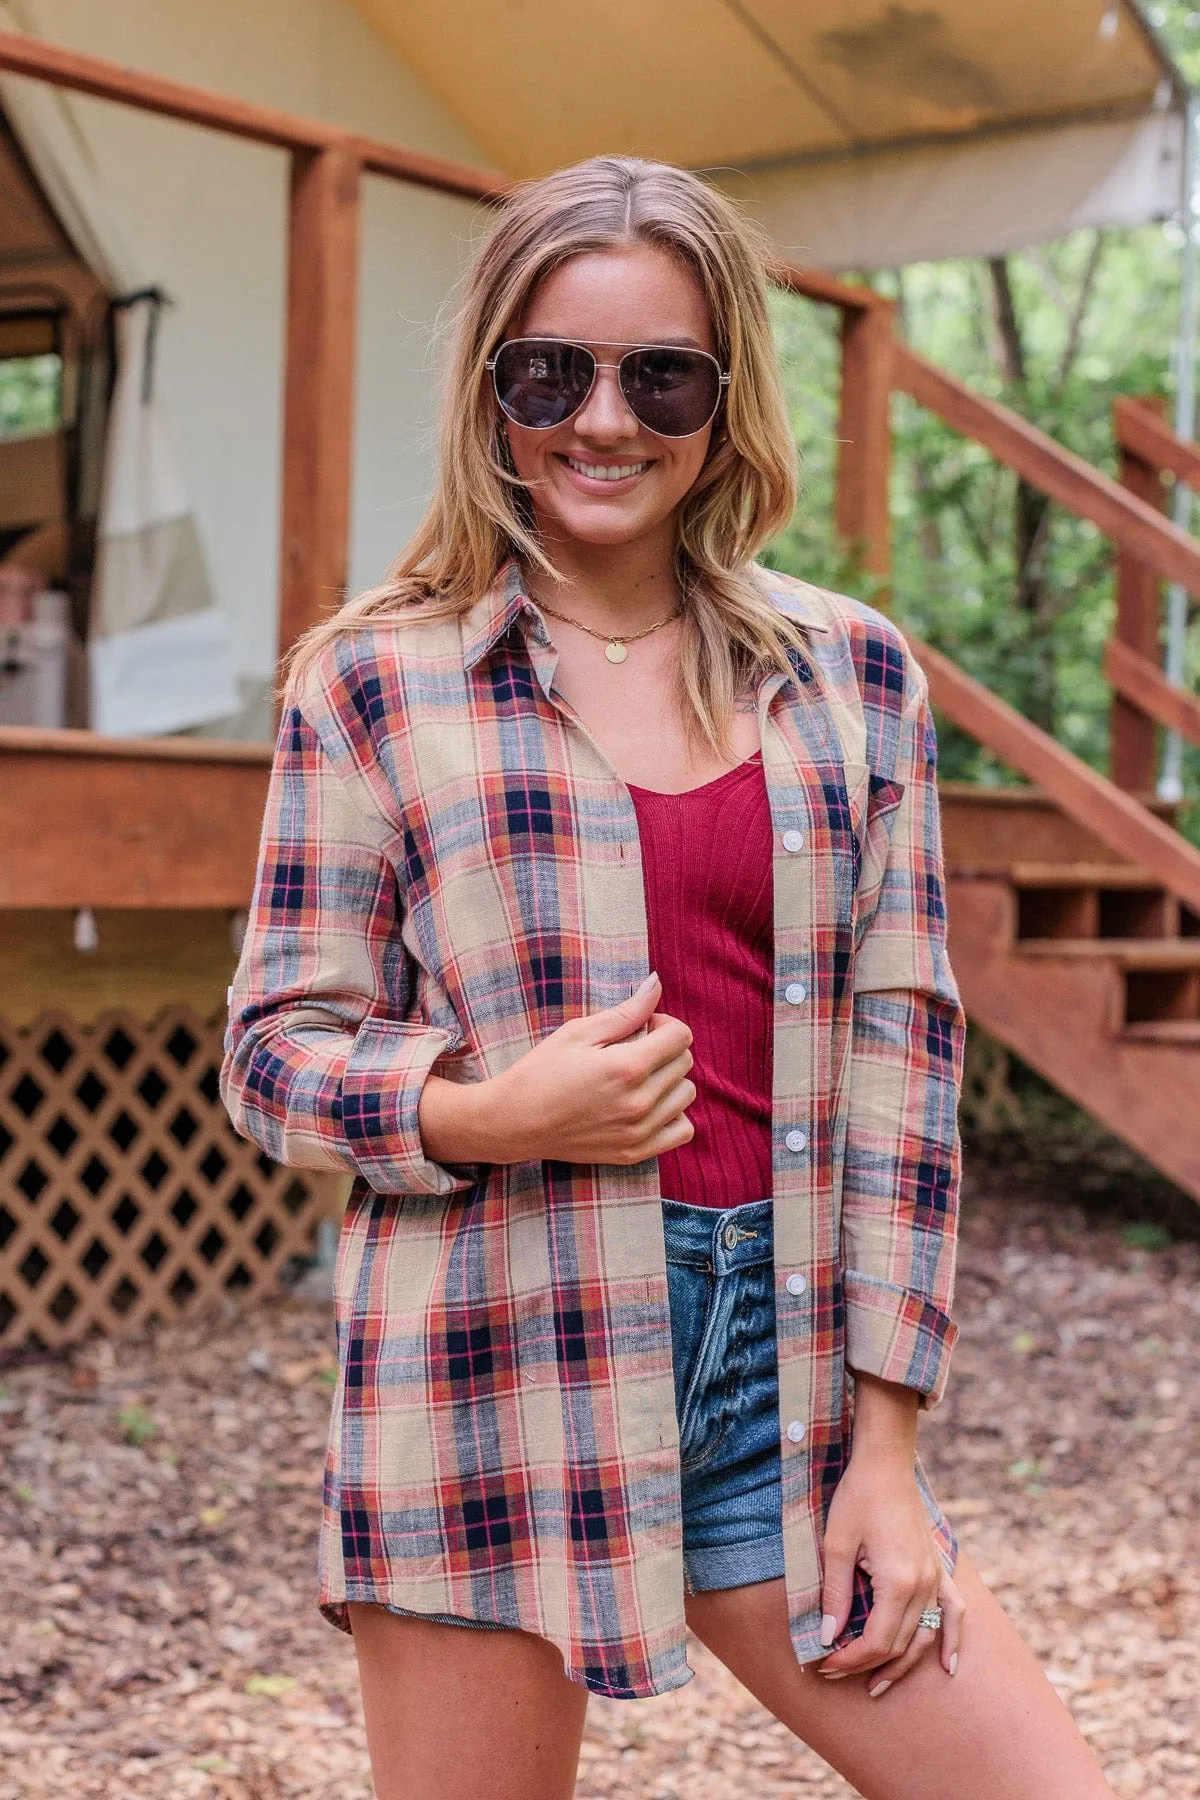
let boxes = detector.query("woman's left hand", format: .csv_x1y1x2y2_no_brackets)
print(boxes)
815,1452,965,1694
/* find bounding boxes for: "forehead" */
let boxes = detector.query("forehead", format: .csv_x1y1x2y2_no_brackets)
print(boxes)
518,245,715,352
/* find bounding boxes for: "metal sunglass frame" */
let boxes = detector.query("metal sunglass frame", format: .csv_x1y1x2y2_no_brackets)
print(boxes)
485,336,730,438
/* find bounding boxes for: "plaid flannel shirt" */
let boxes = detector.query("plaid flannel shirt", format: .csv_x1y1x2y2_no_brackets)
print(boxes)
221,558,965,1698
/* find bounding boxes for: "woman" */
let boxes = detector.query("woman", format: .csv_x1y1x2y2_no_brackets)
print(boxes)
222,157,1117,1800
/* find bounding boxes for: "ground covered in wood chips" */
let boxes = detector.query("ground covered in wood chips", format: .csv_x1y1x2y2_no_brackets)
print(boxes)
1,1131,1197,1799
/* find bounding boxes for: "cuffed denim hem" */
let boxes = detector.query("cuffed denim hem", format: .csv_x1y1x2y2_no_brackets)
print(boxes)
684,1531,786,1595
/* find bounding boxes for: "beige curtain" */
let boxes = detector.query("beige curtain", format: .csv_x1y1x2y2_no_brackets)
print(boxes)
0,0,237,735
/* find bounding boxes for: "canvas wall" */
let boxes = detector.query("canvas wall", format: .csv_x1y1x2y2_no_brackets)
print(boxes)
1,0,493,735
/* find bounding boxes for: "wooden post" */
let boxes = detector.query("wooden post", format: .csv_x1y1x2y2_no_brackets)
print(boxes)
1111,397,1166,794
278,145,362,666
834,297,894,592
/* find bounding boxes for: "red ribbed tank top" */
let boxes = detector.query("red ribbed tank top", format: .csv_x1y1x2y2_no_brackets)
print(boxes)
627,750,774,1208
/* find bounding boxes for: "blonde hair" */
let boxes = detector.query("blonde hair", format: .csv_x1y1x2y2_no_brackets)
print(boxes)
287,155,803,753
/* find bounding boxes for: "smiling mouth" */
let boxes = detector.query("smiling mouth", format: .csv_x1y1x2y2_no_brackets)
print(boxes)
562,455,652,483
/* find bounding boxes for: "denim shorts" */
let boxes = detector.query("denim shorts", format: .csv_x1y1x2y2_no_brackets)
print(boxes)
382,1195,783,1631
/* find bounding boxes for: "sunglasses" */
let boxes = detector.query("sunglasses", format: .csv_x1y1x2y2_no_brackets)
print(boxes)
486,337,730,438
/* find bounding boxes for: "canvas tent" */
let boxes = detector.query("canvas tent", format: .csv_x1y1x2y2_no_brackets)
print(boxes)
0,0,1188,737
354,0,1188,268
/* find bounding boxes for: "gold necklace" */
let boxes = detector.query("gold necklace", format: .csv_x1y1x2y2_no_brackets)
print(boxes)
532,597,682,664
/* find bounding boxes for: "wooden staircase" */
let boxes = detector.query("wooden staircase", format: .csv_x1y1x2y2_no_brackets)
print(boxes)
940,788,1200,1200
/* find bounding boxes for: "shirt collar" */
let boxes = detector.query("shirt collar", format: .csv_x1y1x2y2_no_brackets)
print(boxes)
461,557,548,671
460,555,830,672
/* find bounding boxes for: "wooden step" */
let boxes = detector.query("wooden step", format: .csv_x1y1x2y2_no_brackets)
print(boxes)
1014,938,1200,968
940,782,1179,875
946,877,1200,1201
1121,1019,1200,1043
1009,862,1159,888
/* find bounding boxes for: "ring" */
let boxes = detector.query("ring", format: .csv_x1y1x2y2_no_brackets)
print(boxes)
918,1607,943,1630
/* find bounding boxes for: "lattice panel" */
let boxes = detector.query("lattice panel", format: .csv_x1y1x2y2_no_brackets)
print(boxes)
0,1008,337,1350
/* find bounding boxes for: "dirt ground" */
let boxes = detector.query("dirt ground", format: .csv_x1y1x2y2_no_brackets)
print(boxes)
0,1138,1196,1799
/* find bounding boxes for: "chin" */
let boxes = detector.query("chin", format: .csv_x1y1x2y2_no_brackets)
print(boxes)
550,511,662,547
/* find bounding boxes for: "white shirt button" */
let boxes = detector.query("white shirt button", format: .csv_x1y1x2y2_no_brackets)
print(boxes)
786,1420,807,1443
786,1272,808,1296
785,1128,808,1153
782,829,805,853
784,982,808,1005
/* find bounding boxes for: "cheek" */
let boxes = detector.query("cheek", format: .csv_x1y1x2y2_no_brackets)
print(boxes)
661,433,713,502
502,425,541,484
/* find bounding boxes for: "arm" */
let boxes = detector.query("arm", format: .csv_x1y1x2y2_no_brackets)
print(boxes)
841,659,965,1417
816,654,967,1689
222,691,697,1189
220,694,477,1197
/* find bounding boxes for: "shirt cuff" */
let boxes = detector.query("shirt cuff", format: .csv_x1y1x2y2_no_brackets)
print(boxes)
842,1267,959,1411
340,1019,480,1196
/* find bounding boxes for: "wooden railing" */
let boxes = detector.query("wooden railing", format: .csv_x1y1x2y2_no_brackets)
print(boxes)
1108,395,1200,782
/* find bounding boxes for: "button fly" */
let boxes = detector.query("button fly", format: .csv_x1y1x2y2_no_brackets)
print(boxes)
722,1222,740,1250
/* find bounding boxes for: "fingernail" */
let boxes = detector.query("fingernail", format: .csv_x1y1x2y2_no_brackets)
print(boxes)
819,1613,838,1647
868,1680,891,1698
949,1652,958,1677
635,971,659,995
821,1670,849,1680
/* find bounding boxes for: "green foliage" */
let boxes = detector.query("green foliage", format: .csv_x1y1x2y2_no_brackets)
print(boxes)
115,1402,156,1448
1122,1220,1174,1250
1146,1,1200,84
767,198,1200,828
0,354,60,439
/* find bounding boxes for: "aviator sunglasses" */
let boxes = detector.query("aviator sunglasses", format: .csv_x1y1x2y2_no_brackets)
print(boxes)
486,337,730,438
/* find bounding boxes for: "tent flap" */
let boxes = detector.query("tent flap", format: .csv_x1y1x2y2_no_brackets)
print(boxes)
726,108,1184,274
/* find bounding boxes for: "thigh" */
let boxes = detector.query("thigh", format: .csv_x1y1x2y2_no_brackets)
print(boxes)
684,1547,1117,1800
347,1602,589,1800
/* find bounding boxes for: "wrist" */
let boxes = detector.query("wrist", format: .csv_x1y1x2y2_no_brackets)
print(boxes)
419,1070,516,1166
847,1370,919,1465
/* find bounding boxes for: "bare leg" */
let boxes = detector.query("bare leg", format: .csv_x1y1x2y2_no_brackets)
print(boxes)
347,1602,589,1800
684,1545,1117,1800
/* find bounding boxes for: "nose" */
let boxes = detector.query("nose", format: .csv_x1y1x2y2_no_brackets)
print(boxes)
571,362,641,445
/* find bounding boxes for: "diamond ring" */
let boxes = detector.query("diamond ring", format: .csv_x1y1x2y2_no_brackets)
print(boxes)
918,1607,944,1630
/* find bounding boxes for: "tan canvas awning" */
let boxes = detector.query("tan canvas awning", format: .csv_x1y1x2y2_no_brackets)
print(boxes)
351,0,1186,267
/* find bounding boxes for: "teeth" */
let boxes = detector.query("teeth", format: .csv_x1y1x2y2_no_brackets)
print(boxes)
565,457,650,482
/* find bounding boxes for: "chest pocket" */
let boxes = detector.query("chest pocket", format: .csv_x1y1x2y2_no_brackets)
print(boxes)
844,762,906,941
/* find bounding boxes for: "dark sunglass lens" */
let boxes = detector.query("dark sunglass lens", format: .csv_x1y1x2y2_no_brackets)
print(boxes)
621,348,720,435
493,340,594,428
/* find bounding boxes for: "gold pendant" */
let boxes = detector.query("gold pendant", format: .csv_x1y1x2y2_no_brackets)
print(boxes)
605,640,628,664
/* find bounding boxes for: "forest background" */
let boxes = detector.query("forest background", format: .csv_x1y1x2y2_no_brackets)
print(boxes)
769,0,1200,833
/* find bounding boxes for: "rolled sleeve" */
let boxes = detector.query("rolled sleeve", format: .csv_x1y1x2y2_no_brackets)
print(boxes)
221,692,477,1199
842,1269,959,1411
341,1019,472,1196
841,655,965,1413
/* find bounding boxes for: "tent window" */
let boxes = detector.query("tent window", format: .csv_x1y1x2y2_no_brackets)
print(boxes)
0,350,61,441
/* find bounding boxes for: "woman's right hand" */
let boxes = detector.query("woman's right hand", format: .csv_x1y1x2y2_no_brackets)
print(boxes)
418,972,696,1168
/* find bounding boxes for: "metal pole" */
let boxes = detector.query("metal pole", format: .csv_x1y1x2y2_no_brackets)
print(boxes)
1159,87,1199,803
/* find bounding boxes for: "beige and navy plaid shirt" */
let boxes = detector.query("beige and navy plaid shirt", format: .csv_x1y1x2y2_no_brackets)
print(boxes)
221,558,965,1698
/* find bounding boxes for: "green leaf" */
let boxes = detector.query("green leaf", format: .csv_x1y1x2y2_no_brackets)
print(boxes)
116,1403,156,1447
1122,1222,1172,1251
245,1673,297,1698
